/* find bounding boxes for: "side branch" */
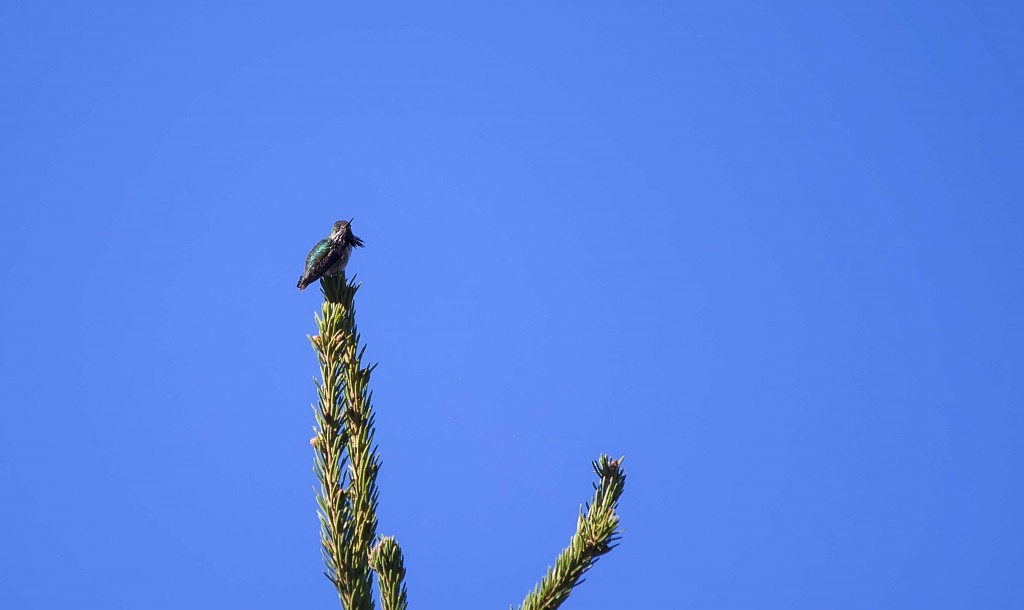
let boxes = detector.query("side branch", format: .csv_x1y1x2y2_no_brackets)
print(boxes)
516,455,627,610
370,536,409,610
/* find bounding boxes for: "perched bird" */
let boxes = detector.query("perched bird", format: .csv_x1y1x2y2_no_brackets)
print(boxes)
297,219,365,291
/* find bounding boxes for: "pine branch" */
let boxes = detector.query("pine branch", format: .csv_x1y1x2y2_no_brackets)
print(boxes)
308,269,624,610
310,280,354,604
515,455,627,610
311,273,381,610
370,536,409,610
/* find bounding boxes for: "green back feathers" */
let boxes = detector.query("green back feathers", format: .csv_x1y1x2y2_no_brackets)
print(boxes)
305,238,333,273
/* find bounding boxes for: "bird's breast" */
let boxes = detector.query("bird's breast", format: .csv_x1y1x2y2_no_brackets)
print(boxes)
326,246,352,274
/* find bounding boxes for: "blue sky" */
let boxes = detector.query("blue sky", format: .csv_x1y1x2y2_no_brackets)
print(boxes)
1,2,1022,608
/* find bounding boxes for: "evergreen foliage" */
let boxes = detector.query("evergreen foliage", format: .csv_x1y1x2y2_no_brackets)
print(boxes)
308,273,626,609
515,456,627,610
369,536,408,610
311,274,383,610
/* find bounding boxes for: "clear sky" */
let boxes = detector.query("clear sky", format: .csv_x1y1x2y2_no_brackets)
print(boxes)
1,2,1022,608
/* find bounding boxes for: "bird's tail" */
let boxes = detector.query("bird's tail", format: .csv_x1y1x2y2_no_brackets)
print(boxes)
297,276,308,291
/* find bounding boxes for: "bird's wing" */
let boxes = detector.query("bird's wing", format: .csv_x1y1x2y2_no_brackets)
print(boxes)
305,239,331,271
302,238,343,280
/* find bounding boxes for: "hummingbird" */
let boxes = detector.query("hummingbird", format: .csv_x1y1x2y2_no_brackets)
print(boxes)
296,219,365,291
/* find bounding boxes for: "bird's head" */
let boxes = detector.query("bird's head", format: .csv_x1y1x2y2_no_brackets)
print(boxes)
331,219,365,247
